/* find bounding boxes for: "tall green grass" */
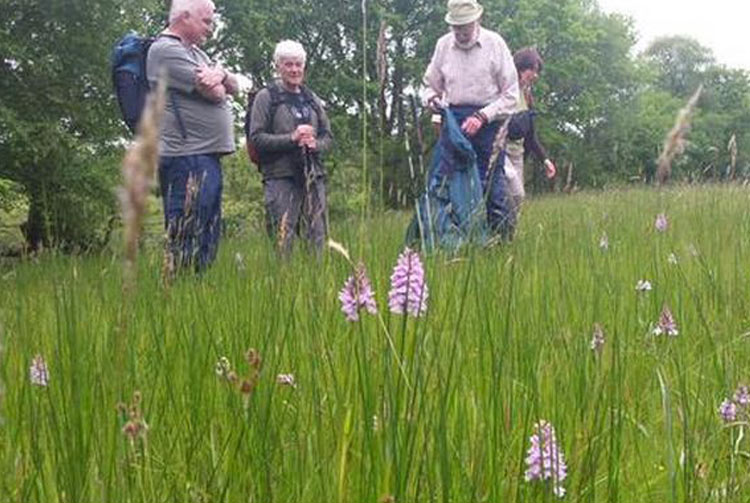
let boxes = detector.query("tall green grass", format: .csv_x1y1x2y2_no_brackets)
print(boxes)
2,185,750,502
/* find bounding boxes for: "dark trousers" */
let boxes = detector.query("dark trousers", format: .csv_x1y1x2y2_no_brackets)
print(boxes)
158,154,223,271
264,174,327,255
449,105,514,237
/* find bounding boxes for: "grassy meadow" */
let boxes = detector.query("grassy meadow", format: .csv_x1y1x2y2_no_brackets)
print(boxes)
2,185,750,502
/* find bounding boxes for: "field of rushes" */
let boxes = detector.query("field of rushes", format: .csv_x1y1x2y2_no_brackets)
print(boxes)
1,184,750,502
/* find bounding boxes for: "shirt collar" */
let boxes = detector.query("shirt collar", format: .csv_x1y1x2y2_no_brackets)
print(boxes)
451,27,484,50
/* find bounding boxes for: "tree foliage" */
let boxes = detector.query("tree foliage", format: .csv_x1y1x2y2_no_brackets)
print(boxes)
0,0,162,249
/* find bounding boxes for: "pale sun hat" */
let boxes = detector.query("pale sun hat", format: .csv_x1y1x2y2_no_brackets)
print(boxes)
445,0,484,26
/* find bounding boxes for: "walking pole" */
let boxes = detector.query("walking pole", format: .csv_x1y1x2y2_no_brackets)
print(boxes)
406,94,430,251
303,145,328,250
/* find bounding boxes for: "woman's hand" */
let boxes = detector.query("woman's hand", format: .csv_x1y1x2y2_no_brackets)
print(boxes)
544,159,556,179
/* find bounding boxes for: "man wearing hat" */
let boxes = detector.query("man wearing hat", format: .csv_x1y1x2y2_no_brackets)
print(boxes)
421,0,519,236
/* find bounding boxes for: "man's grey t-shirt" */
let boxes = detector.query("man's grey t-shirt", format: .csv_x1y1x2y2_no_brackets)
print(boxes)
147,36,235,157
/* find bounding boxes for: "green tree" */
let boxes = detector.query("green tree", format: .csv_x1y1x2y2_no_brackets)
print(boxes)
490,0,640,188
643,35,714,98
640,37,750,181
0,0,163,250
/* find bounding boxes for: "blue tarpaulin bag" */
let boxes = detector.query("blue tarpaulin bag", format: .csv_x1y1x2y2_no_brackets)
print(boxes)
111,32,187,137
406,108,488,253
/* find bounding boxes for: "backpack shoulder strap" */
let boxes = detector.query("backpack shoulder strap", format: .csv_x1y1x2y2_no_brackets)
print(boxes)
298,85,321,113
267,82,284,106
264,82,285,131
151,33,188,140
243,88,258,137
299,85,327,135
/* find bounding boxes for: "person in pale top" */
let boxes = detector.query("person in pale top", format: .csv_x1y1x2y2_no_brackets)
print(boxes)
421,0,519,237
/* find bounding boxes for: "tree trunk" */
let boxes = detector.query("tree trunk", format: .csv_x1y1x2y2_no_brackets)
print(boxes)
21,189,49,252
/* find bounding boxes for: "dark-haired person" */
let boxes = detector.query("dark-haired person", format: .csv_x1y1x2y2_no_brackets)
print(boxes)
504,47,556,218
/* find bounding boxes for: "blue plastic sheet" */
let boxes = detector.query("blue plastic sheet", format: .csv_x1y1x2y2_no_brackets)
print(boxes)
407,108,489,253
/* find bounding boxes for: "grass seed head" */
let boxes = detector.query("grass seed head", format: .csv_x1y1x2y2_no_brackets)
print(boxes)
245,348,262,369
655,85,702,185
327,238,352,263
121,390,148,441
239,379,255,395
277,210,289,254
120,70,167,279
161,227,176,287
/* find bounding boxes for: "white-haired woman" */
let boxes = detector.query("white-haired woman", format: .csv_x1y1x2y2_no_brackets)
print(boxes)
248,40,333,256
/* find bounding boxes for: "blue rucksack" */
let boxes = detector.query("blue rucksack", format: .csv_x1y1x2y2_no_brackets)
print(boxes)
111,32,154,133
112,32,187,137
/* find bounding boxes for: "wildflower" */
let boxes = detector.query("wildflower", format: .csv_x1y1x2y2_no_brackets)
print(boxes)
733,385,750,407
599,233,609,251
590,323,605,353
719,398,737,423
652,304,679,337
388,248,428,317
234,252,245,271
655,213,669,232
635,279,652,292
667,253,679,265
29,354,49,387
215,356,231,378
524,420,567,498
276,373,296,388
338,262,378,322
